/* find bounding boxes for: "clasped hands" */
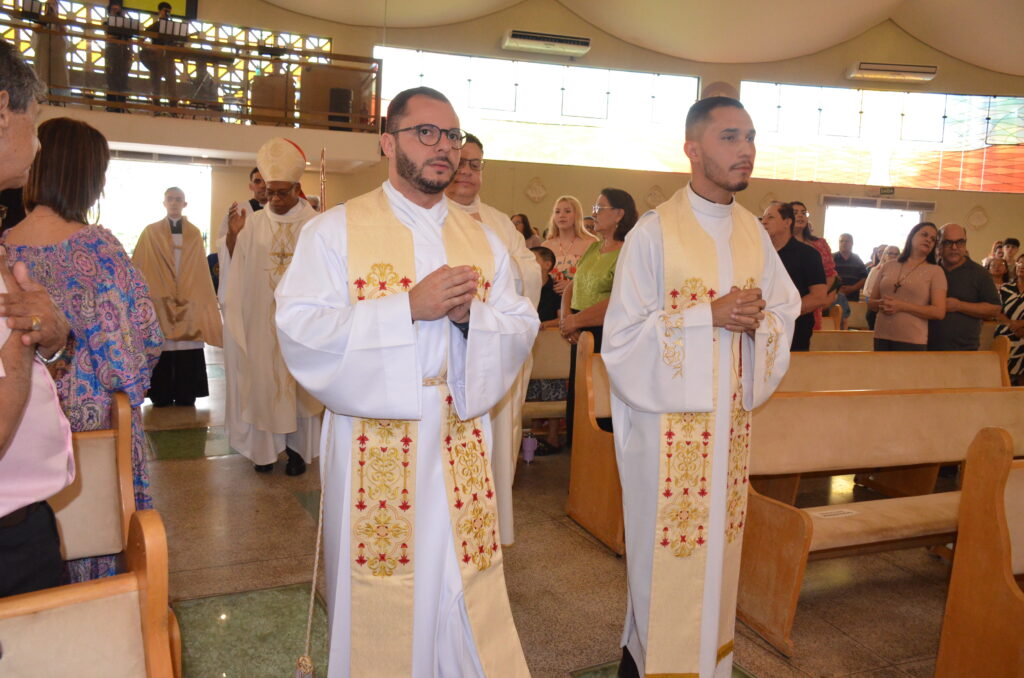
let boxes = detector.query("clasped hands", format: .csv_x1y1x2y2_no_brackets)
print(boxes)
711,286,765,334
877,295,903,314
409,264,478,324
0,246,70,358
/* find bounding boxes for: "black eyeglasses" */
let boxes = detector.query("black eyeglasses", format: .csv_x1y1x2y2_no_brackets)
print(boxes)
390,124,467,149
458,158,484,171
266,185,297,199
941,239,967,248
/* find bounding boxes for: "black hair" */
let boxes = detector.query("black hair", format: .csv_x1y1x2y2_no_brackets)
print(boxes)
789,200,818,241
685,96,745,141
158,1,171,10
512,213,535,240
249,167,261,181
600,188,639,242
386,87,451,133
0,39,43,113
898,222,938,264
531,246,555,269
1004,237,1020,249
463,132,482,152
774,201,795,227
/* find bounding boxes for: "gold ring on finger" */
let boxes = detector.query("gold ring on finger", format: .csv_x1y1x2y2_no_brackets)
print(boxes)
30,315,42,332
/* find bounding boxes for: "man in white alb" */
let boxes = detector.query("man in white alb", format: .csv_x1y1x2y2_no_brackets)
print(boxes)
223,138,322,475
444,131,541,546
275,87,536,677
603,97,800,678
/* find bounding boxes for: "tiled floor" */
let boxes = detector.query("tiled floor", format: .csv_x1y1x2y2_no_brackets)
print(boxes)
147,347,953,677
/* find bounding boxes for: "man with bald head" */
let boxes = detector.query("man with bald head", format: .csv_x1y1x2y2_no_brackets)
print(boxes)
928,223,1001,350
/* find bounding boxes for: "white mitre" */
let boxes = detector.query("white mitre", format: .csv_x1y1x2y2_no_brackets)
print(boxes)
256,137,307,183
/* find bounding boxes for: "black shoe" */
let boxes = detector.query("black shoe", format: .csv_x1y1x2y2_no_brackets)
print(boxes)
534,441,562,456
174,398,196,407
285,448,306,476
253,463,274,473
150,399,173,408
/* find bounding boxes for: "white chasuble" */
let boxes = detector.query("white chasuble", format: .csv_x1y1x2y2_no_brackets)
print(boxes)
274,182,537,678
603,185,800,678
223,199,324,464
450,196,542,545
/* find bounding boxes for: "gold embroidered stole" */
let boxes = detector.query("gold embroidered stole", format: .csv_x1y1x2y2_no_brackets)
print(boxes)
646,189,764,676
344,188,529,677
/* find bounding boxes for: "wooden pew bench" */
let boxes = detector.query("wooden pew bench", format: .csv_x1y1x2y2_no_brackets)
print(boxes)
809,329,874,351
936,427,1024,678
521,327,571,428
738,386,1024,656
847,300,869,330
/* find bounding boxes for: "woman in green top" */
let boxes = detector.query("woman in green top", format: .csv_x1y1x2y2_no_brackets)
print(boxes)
560,187,638,446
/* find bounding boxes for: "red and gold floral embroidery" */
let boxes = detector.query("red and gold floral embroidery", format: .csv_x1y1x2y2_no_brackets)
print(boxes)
725,386,751,543
442,394,499,572
352,419,415,577
657,411,714,557
663,278,717,378
353,262,414,301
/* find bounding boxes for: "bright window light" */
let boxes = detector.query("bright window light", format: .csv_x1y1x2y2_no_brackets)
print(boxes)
822,205,922,262
97,160,212,256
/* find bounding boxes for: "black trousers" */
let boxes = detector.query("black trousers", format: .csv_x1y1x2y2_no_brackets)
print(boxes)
873,338,927,351
0,502,63,598
148,347,210,406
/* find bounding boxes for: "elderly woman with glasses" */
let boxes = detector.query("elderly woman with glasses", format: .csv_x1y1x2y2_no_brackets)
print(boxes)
558,187,638,446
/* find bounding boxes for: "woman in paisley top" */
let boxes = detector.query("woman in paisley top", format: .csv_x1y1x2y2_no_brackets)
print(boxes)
2,118,163,582
559,188,638,446
996,253,1024,384
540,195,597,295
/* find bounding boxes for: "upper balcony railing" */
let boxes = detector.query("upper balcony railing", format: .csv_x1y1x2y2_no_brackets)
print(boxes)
1,0,382,132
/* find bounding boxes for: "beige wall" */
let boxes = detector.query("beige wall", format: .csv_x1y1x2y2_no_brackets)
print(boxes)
198,0,1023,248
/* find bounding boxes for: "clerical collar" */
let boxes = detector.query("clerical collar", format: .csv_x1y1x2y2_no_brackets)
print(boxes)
382,180,447,220
168,218,182,234
249,198,264,212
686,183,732,219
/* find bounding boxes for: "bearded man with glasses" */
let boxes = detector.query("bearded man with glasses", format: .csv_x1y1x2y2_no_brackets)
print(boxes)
275,86,536,677
927,222,1001,351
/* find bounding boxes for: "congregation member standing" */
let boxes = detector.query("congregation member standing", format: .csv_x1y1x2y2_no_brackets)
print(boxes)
995,252,1024,384
0,40,74,597
223,138,322,475
444,132,541,546
790,200,836,329
132,186,222,406
1001,237,1019,283
3,117,163,581
275,86,536,678
761,201,827,351
512,212,542,248
868,222,946,351
560,187,637,445
603,97,800,678
833,233,868,301
928,223,1000,351
541,194,597,294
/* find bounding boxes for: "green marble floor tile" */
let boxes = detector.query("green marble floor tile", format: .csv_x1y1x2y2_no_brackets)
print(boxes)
292,489,321,521
148,426,235,460
174,584,328,678
571,660,754,677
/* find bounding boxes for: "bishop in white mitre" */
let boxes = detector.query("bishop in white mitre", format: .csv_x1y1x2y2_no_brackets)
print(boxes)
223,138,323,474
603,97,800,678
275,87,536,677
445,132,542,546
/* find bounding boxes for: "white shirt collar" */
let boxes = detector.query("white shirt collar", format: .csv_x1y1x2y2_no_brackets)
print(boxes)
687,183,733,219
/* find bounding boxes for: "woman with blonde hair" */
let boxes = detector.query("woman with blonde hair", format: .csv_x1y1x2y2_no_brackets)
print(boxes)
541,195,597,294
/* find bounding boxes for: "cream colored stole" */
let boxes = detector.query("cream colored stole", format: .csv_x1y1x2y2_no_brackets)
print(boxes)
344,188,529,678
646,188,765,677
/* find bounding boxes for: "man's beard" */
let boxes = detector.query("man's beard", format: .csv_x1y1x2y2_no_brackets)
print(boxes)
703,155,750,194
396,144,453,195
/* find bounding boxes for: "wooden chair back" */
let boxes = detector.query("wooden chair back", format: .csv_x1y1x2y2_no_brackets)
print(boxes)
779,338,1011,392
821,304,841,330
979,320,999,350
0,510,176,677
847,301,869,330
751,387,1024,476
529,328,571,379
565,331,624,554
935,428,1024,678
809,330,874,351
48,391,134,560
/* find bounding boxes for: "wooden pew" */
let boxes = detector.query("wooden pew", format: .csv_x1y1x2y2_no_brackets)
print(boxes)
809,329,873,351
979,320,999,350
521,328,571,429
821,304,841,330
847,301,869,330
935,427,1024,678
738,386,1024,656
0,510,177,677
565,331,624,555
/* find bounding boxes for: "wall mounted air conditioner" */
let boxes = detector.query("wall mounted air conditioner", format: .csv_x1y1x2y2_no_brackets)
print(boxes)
501,29,591,57
846,62,938,82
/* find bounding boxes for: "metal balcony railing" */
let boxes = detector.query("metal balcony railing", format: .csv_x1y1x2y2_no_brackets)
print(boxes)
1,0,382,132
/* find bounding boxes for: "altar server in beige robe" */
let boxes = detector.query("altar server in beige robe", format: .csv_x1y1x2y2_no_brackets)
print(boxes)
224,138,322,475
132,186,222,407
445,132,541,546
603,97,800,678
275,87,536,677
